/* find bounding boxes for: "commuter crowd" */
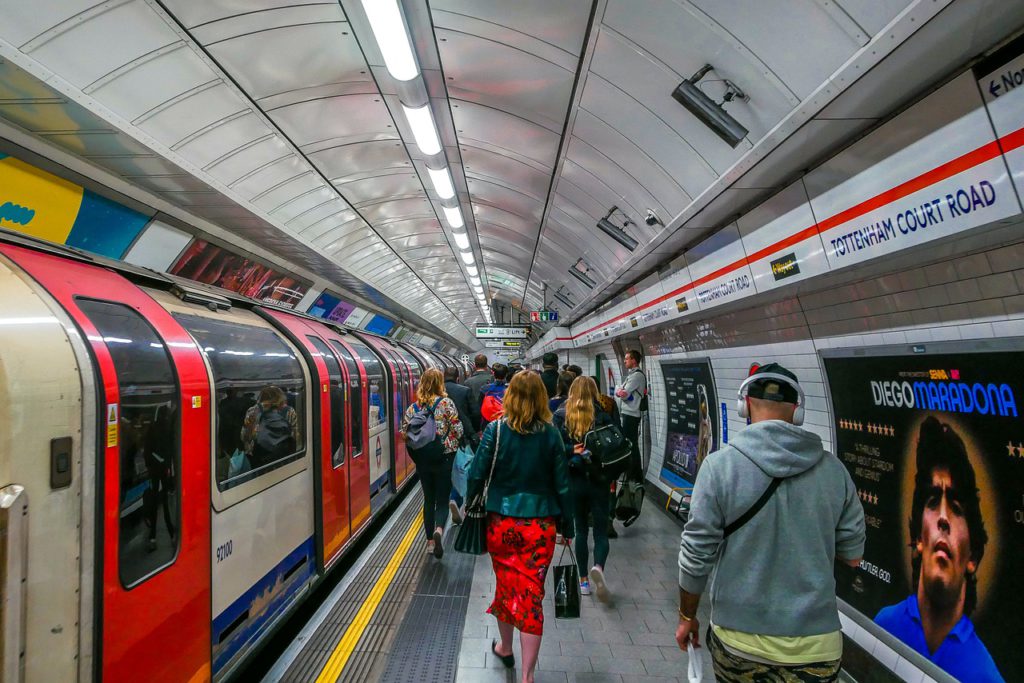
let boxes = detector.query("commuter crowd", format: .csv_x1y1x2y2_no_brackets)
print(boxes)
401,352,870,683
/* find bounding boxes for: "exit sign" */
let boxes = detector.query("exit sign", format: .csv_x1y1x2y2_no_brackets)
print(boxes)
530,310,558,322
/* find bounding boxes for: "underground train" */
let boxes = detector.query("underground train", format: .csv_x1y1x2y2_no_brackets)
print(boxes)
0,231,468,682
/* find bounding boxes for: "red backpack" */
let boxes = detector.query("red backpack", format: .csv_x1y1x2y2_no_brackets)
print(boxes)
480,383,507,423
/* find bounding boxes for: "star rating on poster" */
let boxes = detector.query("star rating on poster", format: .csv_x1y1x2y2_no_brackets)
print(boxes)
858,489,879,505
838,419,894,436
1006,441,1024,458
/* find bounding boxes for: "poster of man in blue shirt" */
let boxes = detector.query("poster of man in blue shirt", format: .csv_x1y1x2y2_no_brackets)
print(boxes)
874,417,1002,682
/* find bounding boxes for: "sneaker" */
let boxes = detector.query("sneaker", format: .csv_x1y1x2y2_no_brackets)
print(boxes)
579,579,591,596
449,500,463,525
426,541,435,555
433,529,444,559
589,566,609,602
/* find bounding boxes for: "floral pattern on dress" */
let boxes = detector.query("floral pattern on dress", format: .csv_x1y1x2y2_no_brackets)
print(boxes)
485,513,557,635
401,397,463,453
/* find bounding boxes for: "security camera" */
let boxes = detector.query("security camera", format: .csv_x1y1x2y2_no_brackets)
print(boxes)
645,209,662,227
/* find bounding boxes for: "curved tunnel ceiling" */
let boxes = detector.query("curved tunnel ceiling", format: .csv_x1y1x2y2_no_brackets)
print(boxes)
0,0,1020,343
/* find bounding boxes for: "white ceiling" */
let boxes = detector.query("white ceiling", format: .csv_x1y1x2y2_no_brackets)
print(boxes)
0,0,1022,341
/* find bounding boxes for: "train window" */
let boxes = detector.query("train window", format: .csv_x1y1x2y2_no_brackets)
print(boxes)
77,299,181,587
174,315,305,491
349,341,386,431
307,337,345,467
329,341,363,458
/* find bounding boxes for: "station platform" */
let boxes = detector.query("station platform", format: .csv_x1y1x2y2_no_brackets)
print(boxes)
266,485,714,683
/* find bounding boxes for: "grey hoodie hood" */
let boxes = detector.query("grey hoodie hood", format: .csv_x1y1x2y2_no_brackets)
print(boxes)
727,419,825,478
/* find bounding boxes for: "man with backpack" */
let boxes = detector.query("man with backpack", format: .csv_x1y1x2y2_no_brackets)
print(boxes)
478,363,509,432
674,363,865,682
611,350,647,537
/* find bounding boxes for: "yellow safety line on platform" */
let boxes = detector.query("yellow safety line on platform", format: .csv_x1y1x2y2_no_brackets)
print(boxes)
315,510,424,683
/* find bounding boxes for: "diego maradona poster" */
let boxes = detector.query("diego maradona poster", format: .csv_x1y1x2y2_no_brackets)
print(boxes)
824,346,1023,683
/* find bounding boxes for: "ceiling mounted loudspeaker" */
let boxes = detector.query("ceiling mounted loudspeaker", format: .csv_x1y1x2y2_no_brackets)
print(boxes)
671,64,749,148
596,206,639,251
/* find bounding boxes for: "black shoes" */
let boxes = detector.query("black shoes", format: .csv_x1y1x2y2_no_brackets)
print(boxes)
491,639,515,668
432,529,444,559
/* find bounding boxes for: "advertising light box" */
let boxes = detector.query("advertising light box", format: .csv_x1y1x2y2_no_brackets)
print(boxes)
659,360,719,490
823,343,1024,682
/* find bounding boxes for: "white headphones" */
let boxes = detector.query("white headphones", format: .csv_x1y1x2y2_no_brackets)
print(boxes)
736,372,805,426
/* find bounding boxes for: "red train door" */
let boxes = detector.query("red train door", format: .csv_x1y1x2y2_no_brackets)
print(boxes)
260,310,353,569
0,245,211,682
323,336,371,536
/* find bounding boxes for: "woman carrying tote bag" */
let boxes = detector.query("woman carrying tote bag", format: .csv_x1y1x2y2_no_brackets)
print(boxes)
464,371,573,683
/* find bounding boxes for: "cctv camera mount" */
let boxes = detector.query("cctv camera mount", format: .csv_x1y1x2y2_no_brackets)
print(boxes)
644,209,663,227
602,205,635,229
689,64,749,106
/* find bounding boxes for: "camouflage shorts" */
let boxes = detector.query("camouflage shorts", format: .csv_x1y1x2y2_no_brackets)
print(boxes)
708,628,842,683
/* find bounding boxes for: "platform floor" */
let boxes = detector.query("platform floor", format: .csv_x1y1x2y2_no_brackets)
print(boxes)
267,486,713,683
455,498,714,683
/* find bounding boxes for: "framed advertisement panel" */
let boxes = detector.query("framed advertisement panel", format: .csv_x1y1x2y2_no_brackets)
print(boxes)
169,239,309,307
822,341,1023,683
659,359,719,489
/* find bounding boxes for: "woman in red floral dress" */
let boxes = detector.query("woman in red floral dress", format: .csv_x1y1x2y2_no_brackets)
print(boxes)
466,371,573,683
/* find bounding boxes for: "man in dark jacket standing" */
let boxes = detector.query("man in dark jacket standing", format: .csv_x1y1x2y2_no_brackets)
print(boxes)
540,352,560,398
674,363,865,682
463,354,492,429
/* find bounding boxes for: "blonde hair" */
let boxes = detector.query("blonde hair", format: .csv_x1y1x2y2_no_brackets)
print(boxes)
416,368,446,406
565,376,598,441
503,371,552,434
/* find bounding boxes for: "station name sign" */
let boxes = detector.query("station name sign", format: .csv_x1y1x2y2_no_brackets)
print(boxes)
484,340,522,348
476,326,529,339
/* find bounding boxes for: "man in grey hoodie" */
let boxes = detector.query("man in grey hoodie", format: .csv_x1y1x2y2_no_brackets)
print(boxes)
674,363,865,682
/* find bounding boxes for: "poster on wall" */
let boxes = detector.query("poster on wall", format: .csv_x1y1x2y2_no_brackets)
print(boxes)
824,346,1023,682
0,152,150,259
660,360,719,489
169,239,309,307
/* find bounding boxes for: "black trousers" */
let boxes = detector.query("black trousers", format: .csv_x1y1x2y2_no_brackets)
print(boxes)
621,414,643,481
419,452,454,539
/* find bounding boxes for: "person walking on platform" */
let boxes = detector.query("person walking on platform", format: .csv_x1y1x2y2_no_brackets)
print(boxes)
444,366,477,524
464,354,492,435
540,352,560,398
548,371,575,413
674,363,866,682
478,363,509,432
401,368,463,559
466,371,572,683
614,349,646,482
553,376,613,602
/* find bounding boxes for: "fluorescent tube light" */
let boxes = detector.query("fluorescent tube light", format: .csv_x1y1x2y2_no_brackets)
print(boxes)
427,166,455,199
568,267,596,288
460,250,475,265
452,231,470,250
470,276,481,286
402,104,442,155
361,0,419,81
466,265,478,277
443,205,464,229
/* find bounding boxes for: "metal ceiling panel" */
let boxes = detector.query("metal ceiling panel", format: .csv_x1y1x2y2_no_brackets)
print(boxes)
206,135,290,186
338,172,425,206
251,172,323,212
358,197,435,224
170,112,269,169
230,156,309,199
460,146,551,200
451,100,560,169
286,198,350,232
431,0,592,56
273,95,396,148
465,178,544,222
38,130,153,157
309,141,411,181
436,29,575,132
19,0,179,89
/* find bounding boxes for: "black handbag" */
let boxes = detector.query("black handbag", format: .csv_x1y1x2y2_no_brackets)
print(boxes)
454,421,502,555
553,543,581,619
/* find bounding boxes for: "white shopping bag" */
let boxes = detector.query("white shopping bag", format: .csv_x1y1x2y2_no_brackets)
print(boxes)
687,642,702,683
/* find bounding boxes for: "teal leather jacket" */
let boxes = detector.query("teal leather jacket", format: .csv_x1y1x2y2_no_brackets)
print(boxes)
466,420,573,534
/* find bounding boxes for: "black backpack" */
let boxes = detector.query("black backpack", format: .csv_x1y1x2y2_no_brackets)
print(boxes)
584,423,632,481
254,406,294,463
636,370,649,412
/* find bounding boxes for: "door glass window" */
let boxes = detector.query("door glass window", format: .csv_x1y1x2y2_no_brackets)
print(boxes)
349,341,385,430
308,337,345,467
174,315,305,490
77,299,180,587
329,341,363,457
